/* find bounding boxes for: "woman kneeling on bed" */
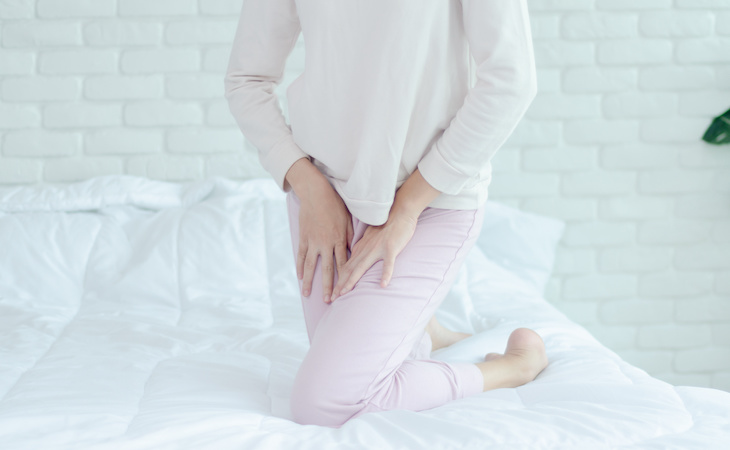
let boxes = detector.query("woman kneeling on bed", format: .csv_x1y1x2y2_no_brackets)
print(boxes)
225,0,549,427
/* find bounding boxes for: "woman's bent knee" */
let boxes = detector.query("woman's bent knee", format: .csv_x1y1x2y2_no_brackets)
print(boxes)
289,375,362,427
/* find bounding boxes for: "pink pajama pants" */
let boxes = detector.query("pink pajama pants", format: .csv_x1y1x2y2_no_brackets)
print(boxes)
286,189,486,428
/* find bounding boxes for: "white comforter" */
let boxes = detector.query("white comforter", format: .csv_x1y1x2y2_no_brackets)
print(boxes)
0,175,728,450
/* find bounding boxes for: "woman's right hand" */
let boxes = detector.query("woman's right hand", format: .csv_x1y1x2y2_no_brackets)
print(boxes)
286,159,354,303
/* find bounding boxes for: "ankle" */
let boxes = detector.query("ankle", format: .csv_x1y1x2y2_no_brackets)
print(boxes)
476,357,520,391
477,351,546,391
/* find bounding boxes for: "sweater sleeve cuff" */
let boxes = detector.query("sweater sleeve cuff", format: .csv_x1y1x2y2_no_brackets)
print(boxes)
417,142,473,196
259,135,310,193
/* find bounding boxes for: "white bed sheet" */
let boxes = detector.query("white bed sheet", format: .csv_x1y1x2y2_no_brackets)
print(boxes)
0,175,728,450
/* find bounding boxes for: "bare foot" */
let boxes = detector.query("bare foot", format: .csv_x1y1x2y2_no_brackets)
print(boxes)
475,328,548,392
425,315,472,352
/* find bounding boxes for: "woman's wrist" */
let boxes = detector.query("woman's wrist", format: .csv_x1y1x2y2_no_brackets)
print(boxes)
285,157,329,198
389,168,442,222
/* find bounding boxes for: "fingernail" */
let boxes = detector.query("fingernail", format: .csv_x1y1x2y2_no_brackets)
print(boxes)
303,289,310,296
324,294,330,303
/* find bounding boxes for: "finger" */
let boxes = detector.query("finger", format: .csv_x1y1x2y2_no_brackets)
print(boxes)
346,220,354,251
332,234,368,300
334,241,348,275
331,256,354,300
296,242,307,281
338,254,373,297
320,249,335,303
381,253,395,288
330,265,346,300
301,248,319,297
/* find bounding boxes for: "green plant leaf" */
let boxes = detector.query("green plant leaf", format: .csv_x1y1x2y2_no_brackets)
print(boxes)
702,107,730,145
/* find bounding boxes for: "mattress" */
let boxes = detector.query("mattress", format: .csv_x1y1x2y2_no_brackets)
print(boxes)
0,175,728,449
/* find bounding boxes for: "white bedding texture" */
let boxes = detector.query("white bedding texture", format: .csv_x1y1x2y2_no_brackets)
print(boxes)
0,175,729,450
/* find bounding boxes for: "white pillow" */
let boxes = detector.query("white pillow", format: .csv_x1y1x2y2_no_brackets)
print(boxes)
475,200,566,295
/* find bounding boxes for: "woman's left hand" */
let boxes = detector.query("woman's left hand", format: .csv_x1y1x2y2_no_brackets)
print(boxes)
329,211,418,302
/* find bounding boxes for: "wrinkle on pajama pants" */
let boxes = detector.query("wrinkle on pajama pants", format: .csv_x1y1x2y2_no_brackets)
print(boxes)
285,189,486,427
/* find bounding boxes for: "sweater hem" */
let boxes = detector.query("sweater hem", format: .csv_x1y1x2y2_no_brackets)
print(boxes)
331,177,491,226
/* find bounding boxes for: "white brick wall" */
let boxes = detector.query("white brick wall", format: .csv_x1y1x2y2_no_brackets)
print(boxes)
0,0,728,391
511,0,730,392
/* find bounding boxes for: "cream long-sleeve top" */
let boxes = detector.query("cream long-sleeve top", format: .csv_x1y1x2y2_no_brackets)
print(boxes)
225,0,537,226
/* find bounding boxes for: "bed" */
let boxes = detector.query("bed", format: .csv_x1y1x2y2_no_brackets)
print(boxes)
1,175,729,449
